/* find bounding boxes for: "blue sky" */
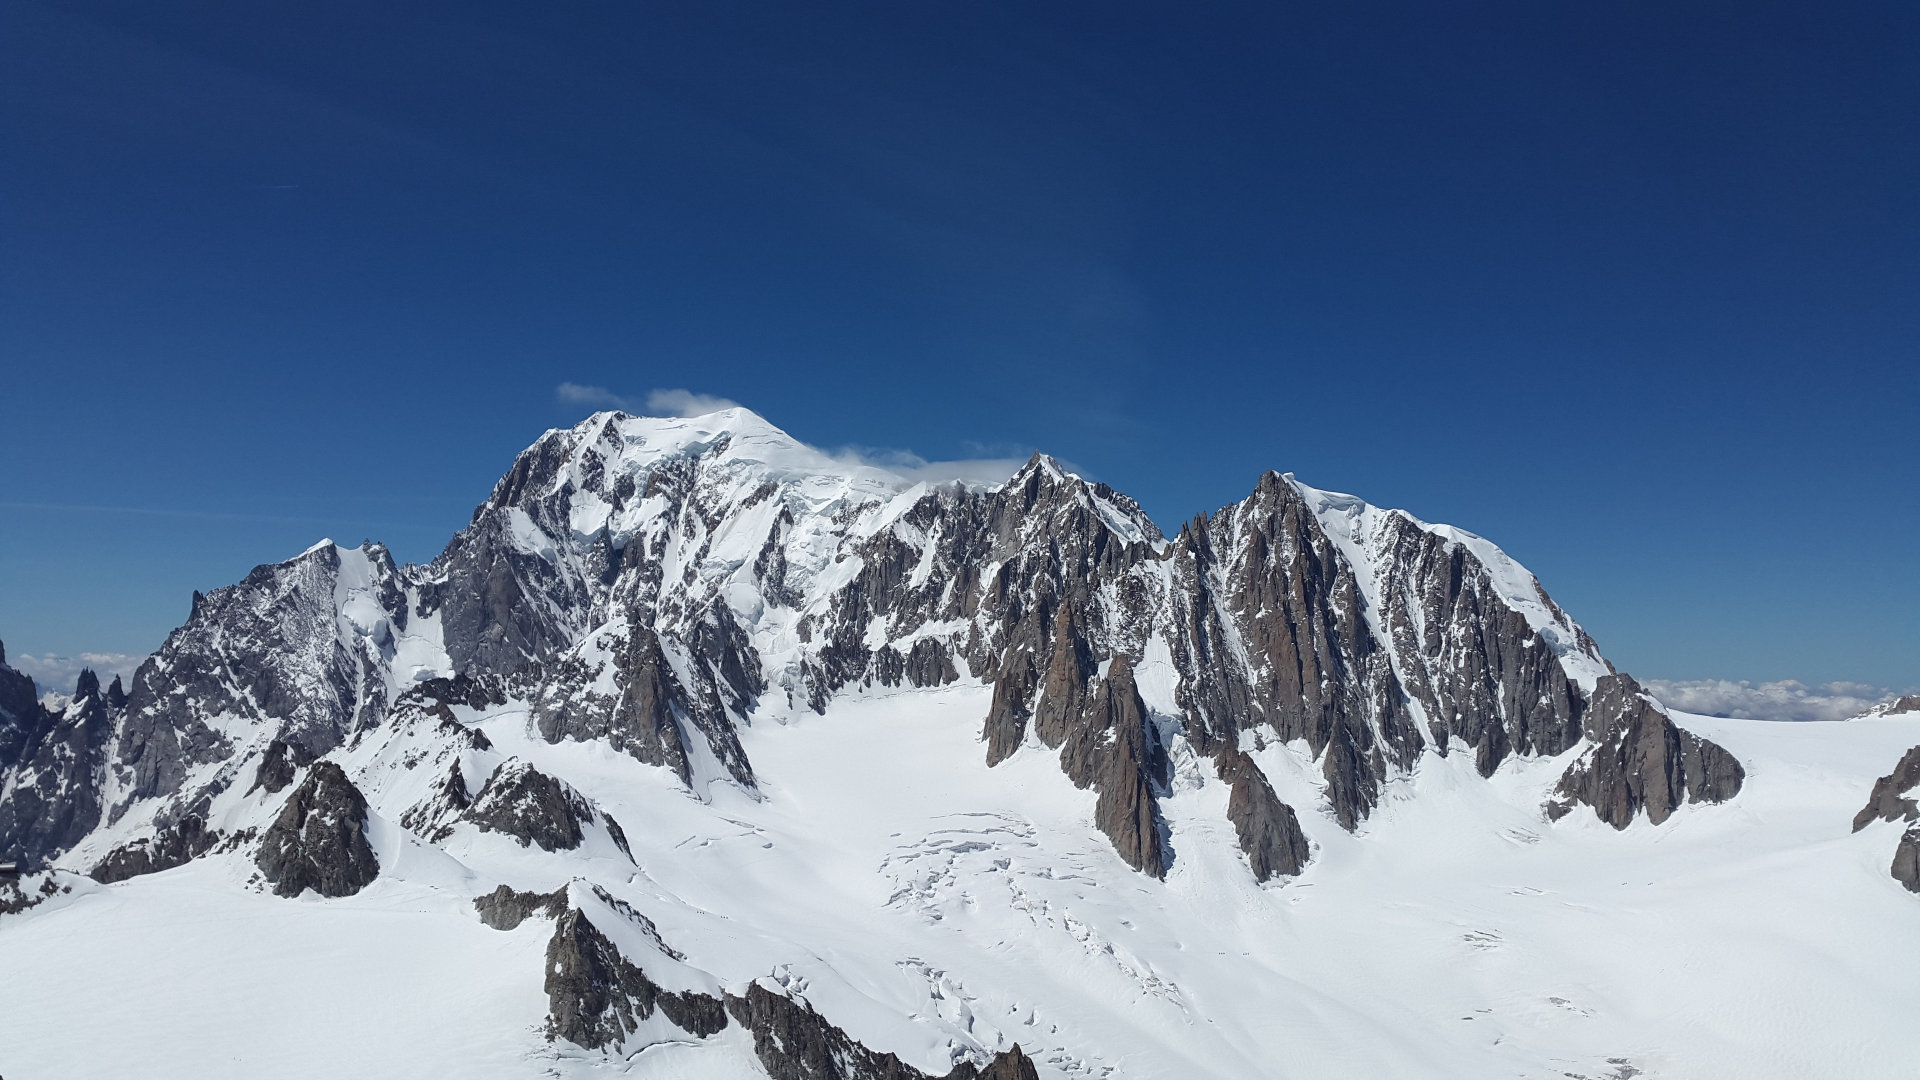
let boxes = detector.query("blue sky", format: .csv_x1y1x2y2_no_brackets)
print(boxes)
2,2,1915,705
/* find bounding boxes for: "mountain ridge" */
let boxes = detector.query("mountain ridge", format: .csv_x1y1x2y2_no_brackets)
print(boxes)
6,405,1853,1080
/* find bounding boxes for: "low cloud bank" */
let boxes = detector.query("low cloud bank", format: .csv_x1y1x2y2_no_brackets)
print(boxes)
11,651,148,705
1644,678,1906,722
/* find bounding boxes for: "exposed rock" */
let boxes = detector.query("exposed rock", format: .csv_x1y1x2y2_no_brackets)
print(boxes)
0,673,114,867
1877,694,1920,717
1062,658,1168,878
0,871,70,917
544,907,727,1049
1031,605,1094,750
725,981,1040,1080
1216,749,1310,881
981,651,1036,768
248,738,316,796
91,814,220,883
1548,674,1744,828
463,762,597,852
399,760,472,842
473,883,568,930
255,761,379,898
1852,745,1920,831
534,618,755,791
1894,826,1920,894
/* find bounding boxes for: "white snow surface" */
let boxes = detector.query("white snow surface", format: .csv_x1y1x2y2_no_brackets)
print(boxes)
4,685,1918,1079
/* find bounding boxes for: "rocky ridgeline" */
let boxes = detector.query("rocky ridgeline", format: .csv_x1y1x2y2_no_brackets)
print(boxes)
0,411,1746,881
0,409,1775,1065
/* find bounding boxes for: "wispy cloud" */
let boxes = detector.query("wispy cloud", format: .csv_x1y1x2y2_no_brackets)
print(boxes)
645,389,741,417
555,382,635,409
554,384,741,418
9,651,148,702
1644,678,1906,722
828,445,1029,488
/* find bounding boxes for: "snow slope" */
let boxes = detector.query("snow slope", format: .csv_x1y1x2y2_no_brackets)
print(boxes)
4,690,1916,1079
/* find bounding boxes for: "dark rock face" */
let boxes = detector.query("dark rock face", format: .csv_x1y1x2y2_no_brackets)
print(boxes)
0,640,48,772
474,883,568,930
248,738,317,796
1548,675,1744,828
399,761,473,842
1853,745,1920,832
91,815,219,883
255,761,380,898
462,762,596,852
544,907,728,1049
0,673,114,868
537,627,695,784
1894,826,1920,894
1216,750,1310,881
1060,659,1168,877
725,982,1040,1080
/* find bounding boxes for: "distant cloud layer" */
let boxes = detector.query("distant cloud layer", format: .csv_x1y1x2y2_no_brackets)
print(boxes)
1644,678,1903,722
10,651,146,704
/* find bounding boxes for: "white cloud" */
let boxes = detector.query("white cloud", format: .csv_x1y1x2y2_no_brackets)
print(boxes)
645,389,741,417
828,445,1029,488
1643,678,1906,723
553,384,742,418
554,382,633,409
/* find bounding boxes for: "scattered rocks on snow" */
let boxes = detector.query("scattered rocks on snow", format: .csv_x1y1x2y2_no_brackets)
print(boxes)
1852,745,1920,832
90,814,220,883
255,761,380,898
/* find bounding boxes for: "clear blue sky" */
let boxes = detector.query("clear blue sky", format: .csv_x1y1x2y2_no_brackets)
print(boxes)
3,2,1915,694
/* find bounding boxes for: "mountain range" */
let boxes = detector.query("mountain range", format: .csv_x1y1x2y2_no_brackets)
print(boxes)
2,408,1915,1079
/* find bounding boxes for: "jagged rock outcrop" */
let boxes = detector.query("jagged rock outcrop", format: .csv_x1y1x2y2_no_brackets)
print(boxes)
0,639,48,770
462,762,609,854
255,761,380,898
0,670,114,867
725,981,1039,1080
399,761,473,842
1853,746,1920,831
1546,674,1744,828
1894,826,1920,894
248,738,316,796
1216,749,1310,881
474,883,569,930
536,626,696,784
1058,658,1168,877
90,814,220,883
543,905,727,1049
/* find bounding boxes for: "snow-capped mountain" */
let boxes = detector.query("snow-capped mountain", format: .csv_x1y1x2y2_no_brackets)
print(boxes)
2,408,1914,1080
